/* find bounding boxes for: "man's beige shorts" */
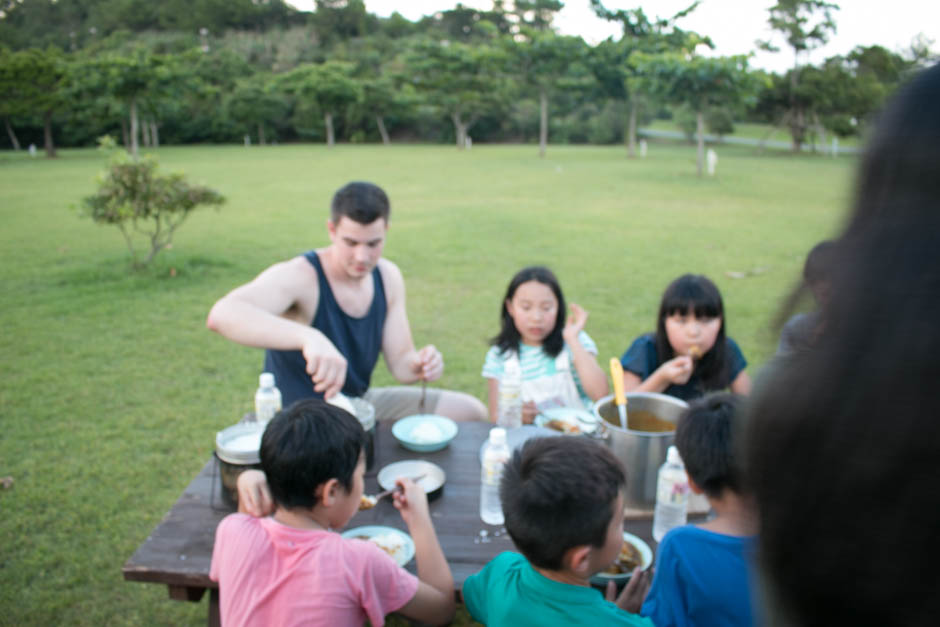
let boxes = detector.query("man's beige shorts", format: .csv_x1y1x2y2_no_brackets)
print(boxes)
363,386,443,422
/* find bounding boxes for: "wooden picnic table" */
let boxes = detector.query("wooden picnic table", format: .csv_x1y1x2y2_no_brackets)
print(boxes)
123,420,665,625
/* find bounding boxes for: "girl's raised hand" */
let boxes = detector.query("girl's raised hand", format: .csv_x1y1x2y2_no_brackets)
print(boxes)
660,355,694,385
562,303,589,343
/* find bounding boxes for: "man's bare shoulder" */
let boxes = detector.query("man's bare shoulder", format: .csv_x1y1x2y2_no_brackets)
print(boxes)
376,258,405,300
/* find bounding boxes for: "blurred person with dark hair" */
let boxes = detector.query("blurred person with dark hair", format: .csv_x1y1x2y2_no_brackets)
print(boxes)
744,62,940,627
776,240,837,356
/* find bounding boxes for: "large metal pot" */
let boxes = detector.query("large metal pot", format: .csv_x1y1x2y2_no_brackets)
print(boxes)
592,392,689,508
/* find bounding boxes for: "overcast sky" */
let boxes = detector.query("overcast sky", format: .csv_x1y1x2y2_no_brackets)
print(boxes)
286,1,939,73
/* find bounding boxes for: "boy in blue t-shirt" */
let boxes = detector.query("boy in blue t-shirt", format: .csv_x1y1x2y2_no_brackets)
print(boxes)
462,436,653,627
641,393,759,627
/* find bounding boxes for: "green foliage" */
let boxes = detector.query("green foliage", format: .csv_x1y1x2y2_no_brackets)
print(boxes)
80,154,225,268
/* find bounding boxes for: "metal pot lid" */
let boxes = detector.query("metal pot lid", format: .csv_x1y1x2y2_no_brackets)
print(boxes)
216,422,265,465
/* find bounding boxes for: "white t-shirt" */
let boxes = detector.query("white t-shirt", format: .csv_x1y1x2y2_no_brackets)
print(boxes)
481,331,597,409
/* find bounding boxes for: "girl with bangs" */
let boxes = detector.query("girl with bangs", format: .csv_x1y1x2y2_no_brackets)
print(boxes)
619,274,751,401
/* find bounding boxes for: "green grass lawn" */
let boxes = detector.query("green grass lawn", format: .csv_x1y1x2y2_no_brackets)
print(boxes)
0,141,854,625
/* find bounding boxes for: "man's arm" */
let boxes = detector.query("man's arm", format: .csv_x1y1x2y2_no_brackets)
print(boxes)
377,260,442,384
206,257,348,398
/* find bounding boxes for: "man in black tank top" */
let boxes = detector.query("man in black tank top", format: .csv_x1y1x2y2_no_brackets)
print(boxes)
207,181,487,423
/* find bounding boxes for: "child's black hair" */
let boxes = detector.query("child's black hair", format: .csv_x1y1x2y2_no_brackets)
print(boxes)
500,436,625,570
491,266,567,358
675,392,743,498
655,274,730,391
259,398,366,510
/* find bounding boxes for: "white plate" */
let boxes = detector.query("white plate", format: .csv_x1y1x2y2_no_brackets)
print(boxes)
591,531,654,583
534,407,599,435
377,460,446,494
478,425,560,464
342,525,415,567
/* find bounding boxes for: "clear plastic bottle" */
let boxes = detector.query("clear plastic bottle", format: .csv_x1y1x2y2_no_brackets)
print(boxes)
254,372,282,424
652,445,689,542
498,360,522,429
480,427,511,525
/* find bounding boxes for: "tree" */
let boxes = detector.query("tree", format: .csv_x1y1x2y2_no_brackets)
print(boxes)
406,39,510,149
0,47,69,156
92,51,173,158
589,1,708,157
80,151,225,269
639,53,759,176
226,75,288,145
757,0,840,151
279,61,360,146
508,32,587,157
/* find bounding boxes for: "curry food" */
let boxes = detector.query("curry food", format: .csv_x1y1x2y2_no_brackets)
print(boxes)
603,539,644,574
688,345,703,360
359,495,377,510
545,418,581,434
355,533,406,562
627,409,676,433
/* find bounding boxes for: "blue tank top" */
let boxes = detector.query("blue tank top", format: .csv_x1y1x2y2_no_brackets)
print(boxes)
263,251,387,406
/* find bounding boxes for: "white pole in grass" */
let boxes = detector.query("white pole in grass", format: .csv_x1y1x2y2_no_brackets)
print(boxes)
639,139,647,158
706,148,718,176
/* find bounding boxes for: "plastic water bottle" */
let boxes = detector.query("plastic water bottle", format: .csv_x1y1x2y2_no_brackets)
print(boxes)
498,361,522,429
254,372,282,424
480,428,510,525
652,445,689,542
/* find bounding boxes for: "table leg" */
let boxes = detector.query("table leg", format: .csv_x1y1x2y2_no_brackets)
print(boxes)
208,588,220,627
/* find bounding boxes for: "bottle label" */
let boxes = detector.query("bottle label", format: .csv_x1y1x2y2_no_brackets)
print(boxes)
658,477,689,505
482,453,508,485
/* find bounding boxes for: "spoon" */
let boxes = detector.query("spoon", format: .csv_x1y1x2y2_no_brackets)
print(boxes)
361,473,428,509
418,379,427,414
609,358,628,430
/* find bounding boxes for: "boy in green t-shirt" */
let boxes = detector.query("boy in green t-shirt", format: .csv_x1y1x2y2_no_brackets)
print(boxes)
462,436,653,627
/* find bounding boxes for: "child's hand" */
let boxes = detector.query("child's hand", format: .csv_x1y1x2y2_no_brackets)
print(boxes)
237,469,274,517
562,303,589,343
522,401,538,425
606,566,652,614
392,477,431,527
659,355,694,385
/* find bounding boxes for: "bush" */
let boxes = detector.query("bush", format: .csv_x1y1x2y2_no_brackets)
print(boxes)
80,153,225,269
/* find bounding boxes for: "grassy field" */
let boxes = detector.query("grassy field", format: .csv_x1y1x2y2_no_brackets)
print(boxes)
0,141,855,625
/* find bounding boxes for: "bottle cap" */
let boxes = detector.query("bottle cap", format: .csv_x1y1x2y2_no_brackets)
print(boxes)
259,372,275,388
666,445,683,465
490,427,507,446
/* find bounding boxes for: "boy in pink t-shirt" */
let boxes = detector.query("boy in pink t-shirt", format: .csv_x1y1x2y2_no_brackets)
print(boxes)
210,399,455,627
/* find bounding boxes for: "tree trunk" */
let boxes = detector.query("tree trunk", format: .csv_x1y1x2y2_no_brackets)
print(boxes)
4,118,21,150
324,112,334,147
43,110,56,158
627,99,638,158
258,123,266,146
151,121,159,148
129,96,139,159
121,118,129,149
696,110,705,178
376,115,390,145
451,112,467,150
538,87,548,159
790,107,804,153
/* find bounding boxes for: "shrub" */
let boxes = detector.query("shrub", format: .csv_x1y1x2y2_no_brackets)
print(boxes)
80,154,225,269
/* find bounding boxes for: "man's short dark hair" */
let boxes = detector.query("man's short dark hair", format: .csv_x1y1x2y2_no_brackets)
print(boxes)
330,181,390,225
259,398,366,510
500,436,626,570
675,392,742,498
